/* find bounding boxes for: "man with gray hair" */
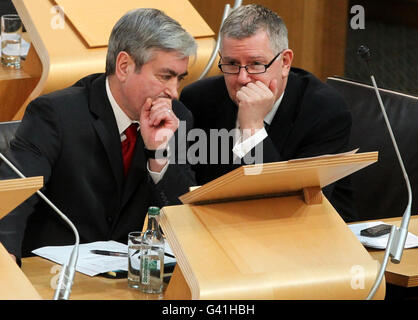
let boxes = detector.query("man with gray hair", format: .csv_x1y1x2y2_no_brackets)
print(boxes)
180,4,355,221
0,8,197,264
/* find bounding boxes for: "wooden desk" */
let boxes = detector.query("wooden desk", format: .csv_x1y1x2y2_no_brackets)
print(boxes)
365,215,418,288
21,215,418,299
21,257,164,300
0,244,41,299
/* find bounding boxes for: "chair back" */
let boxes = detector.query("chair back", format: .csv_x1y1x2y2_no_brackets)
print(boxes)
0,121,20,154
327,77,418,220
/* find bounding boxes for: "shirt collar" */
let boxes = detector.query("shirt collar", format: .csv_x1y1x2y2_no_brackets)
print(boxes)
105,76,139,135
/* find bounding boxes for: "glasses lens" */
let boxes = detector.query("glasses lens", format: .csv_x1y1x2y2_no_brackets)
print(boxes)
219,64,268,74
246,65,267,74
220,64,239,74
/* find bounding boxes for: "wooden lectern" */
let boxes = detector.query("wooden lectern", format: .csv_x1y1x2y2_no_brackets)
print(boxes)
0,176,43,299
160,152,386,299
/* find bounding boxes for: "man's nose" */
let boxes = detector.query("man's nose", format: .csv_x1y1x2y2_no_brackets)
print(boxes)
237,66,251,85
165,79,179,100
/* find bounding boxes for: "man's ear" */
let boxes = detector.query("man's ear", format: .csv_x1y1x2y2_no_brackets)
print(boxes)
115,51,135,82
281,49,293,78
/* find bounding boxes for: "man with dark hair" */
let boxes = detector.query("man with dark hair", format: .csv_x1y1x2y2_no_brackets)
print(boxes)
0,8,197,263
180,4,354,221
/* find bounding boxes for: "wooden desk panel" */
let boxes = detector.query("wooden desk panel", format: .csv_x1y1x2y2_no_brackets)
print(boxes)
21,257,164,300
366,215,418,288
0,243,41,299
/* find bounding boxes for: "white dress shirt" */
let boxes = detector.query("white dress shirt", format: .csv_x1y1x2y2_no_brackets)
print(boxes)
105,77,169,183
232,92,284,159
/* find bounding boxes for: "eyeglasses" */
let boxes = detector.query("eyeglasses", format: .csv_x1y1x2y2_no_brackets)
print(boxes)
218,50,284,74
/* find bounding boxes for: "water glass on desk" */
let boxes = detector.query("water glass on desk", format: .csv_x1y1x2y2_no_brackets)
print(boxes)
1,14,22,69
128,231,144,289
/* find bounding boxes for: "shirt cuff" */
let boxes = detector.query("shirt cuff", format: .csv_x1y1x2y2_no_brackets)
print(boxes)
232,128,268,159
147,159,170,184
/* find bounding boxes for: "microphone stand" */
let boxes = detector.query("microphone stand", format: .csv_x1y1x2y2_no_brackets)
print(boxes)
0,152,79,300
357,46,413,300
198,0,242,80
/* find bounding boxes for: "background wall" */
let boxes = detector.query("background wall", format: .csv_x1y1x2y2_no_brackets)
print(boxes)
190,0,349,81
345,0,418,96
190,0,418,97
2,0,416,96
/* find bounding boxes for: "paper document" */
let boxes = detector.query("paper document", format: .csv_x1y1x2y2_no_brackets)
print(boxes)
32,240,176,277
348,221,418,249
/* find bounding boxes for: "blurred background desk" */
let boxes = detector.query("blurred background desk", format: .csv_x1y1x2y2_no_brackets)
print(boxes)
0,32,39,121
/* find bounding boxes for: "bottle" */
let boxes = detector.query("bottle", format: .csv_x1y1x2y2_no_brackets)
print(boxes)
139,206,164,294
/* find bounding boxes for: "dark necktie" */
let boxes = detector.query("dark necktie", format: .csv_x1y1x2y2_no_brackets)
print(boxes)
264,121,270,131
121,123,138,176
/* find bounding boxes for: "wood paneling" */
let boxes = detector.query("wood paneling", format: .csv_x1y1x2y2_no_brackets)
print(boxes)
189,0,349,80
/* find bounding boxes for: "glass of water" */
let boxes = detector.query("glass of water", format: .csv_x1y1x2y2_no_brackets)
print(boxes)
128,231,143,289
1,14,22,69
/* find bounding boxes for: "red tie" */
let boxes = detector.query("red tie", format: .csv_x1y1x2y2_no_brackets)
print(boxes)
122,123,138,176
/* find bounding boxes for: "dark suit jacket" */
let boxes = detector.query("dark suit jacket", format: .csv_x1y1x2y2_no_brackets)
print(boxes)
0,73,195,259
180,68,355,221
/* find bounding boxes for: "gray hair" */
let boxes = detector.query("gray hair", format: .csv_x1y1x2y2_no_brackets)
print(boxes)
220,4,288,53
105,8,197,75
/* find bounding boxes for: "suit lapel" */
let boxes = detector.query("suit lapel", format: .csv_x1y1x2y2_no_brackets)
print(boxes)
217,92,240,170
88,74,124,193
268,71,302,155
217,97,237,131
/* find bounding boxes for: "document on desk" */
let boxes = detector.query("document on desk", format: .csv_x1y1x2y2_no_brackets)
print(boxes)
32,240,176,277
348,221,418,249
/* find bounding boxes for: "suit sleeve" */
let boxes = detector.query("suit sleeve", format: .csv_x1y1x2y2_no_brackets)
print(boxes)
0,97,61,259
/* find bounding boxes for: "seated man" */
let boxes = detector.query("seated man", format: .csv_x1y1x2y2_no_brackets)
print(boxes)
180,4,354,221
0,8,196,262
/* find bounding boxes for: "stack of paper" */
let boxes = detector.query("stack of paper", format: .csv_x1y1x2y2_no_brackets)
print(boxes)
32,240,176,277
348,221,418,249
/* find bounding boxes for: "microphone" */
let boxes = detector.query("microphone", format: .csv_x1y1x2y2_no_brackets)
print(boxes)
357,45,370,61
357,45,413,300
0,152,79,300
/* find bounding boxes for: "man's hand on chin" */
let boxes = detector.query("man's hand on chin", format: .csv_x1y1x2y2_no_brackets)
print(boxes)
236,79,278,137
140,97,178,173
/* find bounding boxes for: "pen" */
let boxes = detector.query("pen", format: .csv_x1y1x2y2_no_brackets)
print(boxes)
90,249,128,257
164,252,175,258
91,249,176,259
